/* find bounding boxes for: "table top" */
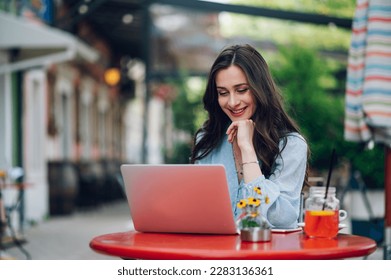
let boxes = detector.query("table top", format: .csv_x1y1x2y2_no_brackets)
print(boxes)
89,230,377,260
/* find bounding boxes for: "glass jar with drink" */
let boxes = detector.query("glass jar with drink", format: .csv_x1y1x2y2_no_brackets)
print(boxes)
304,186,347,239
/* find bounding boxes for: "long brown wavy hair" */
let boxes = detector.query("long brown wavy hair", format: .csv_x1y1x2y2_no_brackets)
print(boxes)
190,44,310,188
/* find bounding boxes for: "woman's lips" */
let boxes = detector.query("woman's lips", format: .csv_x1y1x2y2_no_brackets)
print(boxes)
229,107,246,117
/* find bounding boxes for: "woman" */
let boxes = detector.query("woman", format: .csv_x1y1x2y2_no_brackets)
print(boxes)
190,44,310,229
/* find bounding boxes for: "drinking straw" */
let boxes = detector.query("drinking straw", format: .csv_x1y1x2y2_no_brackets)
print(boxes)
322,148,336,210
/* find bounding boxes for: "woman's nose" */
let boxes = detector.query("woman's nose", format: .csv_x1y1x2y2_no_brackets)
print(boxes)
228,93,240,107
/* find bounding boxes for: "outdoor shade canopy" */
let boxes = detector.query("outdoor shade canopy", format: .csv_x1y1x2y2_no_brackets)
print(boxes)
344,0,391,259
0,11,99,75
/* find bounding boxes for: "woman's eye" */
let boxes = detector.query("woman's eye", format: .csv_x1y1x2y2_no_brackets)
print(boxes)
218,91,228,96
237,88,249,93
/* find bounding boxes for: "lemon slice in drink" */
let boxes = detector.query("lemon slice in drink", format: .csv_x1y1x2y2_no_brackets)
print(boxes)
309,210,334,216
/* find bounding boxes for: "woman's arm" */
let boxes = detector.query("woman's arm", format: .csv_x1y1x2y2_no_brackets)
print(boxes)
243,134,308,228
227,119,263,183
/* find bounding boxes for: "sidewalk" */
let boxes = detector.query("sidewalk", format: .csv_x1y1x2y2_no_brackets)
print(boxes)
3,199,133,260
2,199,384,260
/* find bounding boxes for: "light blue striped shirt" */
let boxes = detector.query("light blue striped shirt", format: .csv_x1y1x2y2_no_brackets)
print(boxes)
196,132,307,229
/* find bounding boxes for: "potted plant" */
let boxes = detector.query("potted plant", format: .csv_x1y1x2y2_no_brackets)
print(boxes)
236,186,271,242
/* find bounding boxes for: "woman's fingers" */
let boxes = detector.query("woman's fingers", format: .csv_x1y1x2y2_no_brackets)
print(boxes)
227,127,237,143
226,122,237,143
226,119,254,143
226,122,237,135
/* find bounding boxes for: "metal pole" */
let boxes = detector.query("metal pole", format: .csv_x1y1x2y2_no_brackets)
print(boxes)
384,146,391,260
141,1,152,164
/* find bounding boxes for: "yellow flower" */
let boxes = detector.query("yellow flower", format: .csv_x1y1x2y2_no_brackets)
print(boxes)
265,196,270,204
247,197,261,207
250,212,259,218
237,199,247,208
254,186,262,195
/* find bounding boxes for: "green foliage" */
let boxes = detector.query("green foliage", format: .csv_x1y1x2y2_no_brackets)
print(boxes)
229,0,356,18
271,45,384,189
221,0,353,52
271,45,342,165
171,87,197,135
220,14,351,51
165,76,207,163
166,142,193,164
341,142,384,189
170,76,207,136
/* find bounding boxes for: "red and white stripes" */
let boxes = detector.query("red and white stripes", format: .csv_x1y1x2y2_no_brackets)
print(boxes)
345,0,391,145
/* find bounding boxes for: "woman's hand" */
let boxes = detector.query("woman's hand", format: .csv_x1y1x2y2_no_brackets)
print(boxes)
227,119,261,182
226,119,255,150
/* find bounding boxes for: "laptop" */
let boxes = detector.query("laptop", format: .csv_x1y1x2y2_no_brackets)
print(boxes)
120,164,238,235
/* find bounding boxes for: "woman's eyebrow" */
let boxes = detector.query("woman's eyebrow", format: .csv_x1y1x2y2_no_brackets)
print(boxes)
234,83,249,87
216,83,248,88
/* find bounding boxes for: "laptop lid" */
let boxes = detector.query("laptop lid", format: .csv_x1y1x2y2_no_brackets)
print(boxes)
120,164,238,235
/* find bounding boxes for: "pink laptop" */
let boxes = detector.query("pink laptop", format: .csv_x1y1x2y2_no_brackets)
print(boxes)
120,164,238,235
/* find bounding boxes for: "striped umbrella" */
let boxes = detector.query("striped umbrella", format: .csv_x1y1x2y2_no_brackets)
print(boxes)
344,0,391,259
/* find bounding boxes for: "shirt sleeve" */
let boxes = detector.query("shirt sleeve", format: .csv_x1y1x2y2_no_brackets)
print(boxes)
243,134,308,229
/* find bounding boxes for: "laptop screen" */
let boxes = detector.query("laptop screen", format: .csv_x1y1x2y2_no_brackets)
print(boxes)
121,164,238,235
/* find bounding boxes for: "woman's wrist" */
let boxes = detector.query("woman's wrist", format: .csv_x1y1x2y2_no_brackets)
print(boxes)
240,160,259,167
240,146,257,162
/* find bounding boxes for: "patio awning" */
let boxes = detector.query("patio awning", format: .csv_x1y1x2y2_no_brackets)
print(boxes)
0,11,99,75
344,0,391,260
344,0,391,144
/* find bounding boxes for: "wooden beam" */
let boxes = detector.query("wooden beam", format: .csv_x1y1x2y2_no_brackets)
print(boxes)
153,0,352,29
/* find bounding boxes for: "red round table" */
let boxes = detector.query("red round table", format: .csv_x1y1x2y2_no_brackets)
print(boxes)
89,230,377,260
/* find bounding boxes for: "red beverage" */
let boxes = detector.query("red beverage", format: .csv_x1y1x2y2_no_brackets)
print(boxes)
304,210,339,238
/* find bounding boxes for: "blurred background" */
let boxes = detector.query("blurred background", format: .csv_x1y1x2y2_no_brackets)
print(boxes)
0,0,388,259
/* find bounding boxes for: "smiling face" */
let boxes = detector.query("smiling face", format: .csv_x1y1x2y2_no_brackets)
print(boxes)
216,65,256,122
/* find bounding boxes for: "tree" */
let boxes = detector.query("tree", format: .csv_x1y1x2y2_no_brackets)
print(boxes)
271,45,384,189
166,76,207,163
